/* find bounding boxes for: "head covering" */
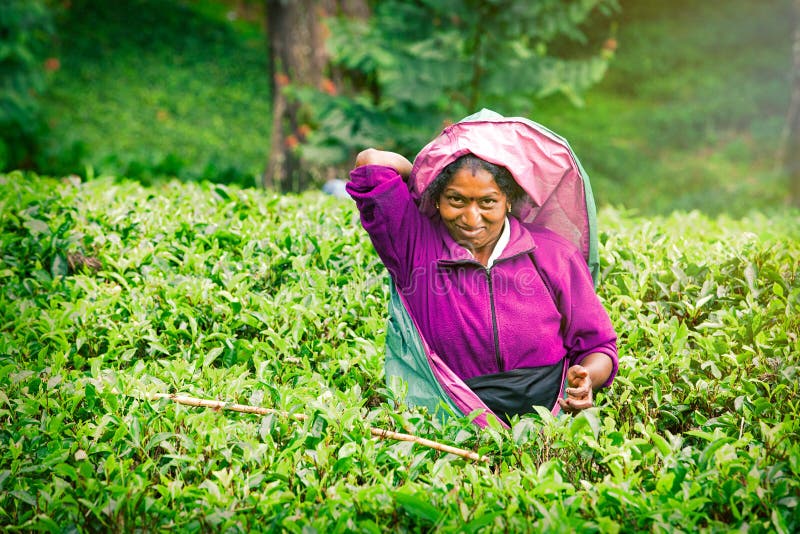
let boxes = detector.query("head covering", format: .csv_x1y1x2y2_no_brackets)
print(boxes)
409,108,599,284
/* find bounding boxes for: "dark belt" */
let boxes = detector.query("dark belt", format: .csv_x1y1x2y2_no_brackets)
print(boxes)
464,361,564,424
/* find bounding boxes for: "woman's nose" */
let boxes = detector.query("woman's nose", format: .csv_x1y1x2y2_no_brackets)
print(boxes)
462,203,481,226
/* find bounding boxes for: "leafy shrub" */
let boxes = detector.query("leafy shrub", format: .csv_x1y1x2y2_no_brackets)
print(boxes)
295,0,619,168
1,172,798,531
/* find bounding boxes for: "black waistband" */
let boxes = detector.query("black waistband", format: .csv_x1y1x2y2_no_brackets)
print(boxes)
464,362,564,424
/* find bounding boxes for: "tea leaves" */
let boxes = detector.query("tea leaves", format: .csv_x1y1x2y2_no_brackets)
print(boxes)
1,172,798,531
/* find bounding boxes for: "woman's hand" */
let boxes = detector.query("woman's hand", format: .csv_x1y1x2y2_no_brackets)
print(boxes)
558,365,593,414
354,149,412,178
557,352,613,414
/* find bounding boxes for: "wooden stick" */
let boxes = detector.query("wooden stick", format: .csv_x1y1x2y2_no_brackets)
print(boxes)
150,393,488,463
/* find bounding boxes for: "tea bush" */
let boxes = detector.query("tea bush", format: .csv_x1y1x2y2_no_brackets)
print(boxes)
1,172,798,531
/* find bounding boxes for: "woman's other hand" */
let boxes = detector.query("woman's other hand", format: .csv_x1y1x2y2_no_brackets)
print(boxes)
558,365,593,414
354,149,412,178
558,352,613,414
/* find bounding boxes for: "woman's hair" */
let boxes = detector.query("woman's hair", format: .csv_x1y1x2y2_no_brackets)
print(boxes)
425,154,525,204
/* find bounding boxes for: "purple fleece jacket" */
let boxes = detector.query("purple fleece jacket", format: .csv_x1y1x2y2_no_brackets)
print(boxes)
347,165,618,387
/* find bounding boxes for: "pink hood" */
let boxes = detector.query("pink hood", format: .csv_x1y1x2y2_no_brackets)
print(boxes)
409,109,596,271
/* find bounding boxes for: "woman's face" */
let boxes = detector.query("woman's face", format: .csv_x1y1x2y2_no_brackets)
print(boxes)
438,167,510,260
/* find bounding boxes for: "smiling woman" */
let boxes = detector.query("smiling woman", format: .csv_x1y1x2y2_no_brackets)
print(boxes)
347,110,618,426
428,155,524,265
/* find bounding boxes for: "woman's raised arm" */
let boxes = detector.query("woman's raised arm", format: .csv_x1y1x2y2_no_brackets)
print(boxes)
354,148,413,179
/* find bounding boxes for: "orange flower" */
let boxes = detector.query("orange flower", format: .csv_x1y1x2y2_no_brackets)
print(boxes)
275,72,290,87
321,78,337,96
44,57,61,72
297,124,312,138
285,134,299,149
603,38,618,52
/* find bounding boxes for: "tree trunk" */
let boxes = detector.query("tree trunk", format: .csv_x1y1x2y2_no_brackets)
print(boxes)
262,0,369,192
263,0,325,192
787,0,800,206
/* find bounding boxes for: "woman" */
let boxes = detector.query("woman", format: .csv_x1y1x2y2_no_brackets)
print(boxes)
347,113,618,425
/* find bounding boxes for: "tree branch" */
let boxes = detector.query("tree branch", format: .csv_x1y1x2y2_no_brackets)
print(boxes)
149,393,489,463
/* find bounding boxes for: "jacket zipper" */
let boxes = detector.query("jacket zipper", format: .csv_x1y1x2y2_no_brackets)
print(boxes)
486,268,503,373
439,247,537,374
484,250,535,373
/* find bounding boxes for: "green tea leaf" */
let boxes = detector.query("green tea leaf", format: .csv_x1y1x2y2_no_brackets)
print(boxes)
51,253,68,277
394,490,442,524
24,219,50,236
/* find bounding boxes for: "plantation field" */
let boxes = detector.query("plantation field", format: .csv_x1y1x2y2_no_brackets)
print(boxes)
1,173,799,532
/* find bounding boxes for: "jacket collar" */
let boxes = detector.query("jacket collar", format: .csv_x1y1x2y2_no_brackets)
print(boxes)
437,216,536,265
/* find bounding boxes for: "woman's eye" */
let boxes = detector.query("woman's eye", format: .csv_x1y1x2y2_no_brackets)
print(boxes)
480,199,496,208
447,196,464,205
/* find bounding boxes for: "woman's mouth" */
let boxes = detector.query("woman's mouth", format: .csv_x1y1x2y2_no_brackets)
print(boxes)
457,226,484,239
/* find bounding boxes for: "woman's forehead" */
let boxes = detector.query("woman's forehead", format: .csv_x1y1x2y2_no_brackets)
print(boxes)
445,168,503,195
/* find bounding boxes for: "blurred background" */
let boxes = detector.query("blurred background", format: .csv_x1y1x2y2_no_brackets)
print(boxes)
1,0,796,216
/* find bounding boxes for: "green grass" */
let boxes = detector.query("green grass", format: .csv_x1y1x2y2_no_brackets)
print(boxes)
40,0,271,186
1,172,798,531
533,0,793,216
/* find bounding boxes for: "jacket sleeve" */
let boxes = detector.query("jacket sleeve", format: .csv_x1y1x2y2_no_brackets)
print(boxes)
553,249,619,388
346,165,432,289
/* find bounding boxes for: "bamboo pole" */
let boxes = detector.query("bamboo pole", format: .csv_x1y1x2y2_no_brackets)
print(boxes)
150,393,489,463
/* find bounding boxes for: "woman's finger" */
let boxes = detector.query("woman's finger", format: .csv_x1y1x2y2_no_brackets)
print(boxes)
565,388,589,400
557,398,575,413
559,397,593,413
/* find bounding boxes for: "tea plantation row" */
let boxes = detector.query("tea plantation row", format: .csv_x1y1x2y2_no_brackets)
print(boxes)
1,173,798,532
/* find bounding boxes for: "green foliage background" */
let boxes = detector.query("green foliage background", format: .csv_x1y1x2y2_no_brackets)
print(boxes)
0,0,53,169
297,0,618,168
1,173,798,531
534,0,793,215
39,0,272,186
